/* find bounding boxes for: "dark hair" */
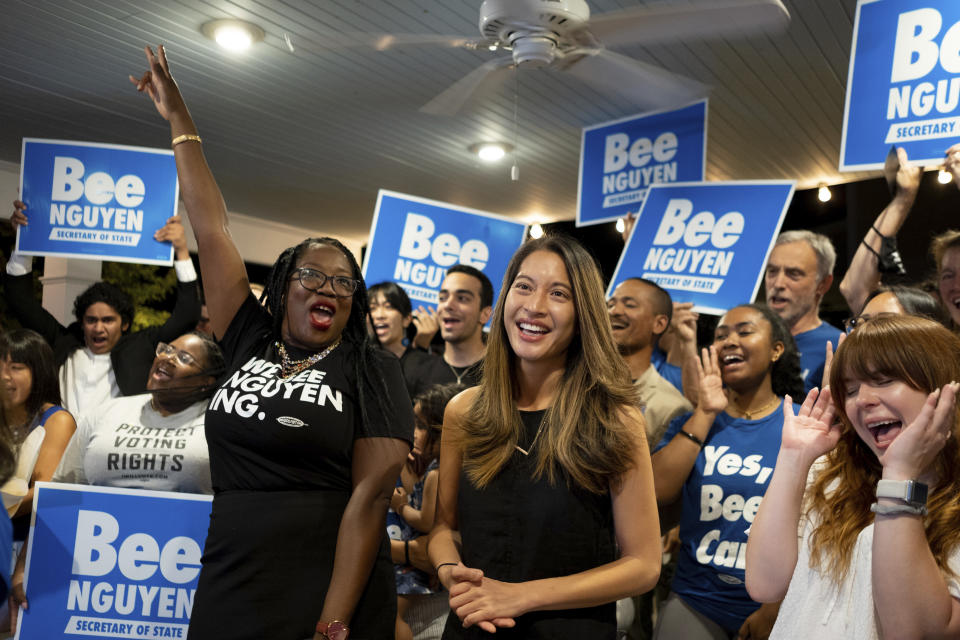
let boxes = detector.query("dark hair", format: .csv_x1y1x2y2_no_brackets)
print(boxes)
367,281,413,317
73,282,134,329
0,329,62,416
413,383,465,455
261,238,395,430
0,393,18,486
185,330,226,380
720,303,804,399
623,277,673,337
863,285,949,326
446,264,494,309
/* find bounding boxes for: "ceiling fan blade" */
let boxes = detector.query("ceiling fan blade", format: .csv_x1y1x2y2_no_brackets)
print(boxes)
297,31,481,52
562,49,708,111
420,56,515,116
586,0,790,47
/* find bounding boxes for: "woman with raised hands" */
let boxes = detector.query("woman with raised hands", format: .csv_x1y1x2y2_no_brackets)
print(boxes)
131,45,414,640
427,234,661,639
747,315,960,639
650,303,803,640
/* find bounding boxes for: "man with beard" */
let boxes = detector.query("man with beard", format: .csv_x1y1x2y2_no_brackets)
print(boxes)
764,230,842,392
414,265,492,389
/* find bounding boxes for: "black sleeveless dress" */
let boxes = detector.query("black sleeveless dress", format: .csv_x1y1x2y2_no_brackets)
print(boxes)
442,410,618,639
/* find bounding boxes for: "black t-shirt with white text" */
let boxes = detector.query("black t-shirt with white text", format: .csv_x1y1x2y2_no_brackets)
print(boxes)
205,295,414,493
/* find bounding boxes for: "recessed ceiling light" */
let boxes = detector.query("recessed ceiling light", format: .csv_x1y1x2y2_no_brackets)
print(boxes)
938,168,952,184
202,19,265,52
468,142,514,163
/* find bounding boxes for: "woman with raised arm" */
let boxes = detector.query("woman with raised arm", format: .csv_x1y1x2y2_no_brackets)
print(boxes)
132,45,414,640
651,303,803,640
427,234,661,639
747,315,960,639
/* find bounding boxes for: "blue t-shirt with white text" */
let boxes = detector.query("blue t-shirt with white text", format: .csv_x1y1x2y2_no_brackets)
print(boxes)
655,403,797,632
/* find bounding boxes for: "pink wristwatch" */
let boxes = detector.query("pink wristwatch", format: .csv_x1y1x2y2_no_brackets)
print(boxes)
316,620,349,640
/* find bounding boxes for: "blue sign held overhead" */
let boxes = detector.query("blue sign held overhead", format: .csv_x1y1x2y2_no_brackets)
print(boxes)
17,138,179,265
608,182,795,315
842,0,960,170
577,100,707,227
16,483,212,640
361,190,527,317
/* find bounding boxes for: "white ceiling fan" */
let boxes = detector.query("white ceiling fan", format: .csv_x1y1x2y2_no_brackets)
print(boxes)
407,0,792,116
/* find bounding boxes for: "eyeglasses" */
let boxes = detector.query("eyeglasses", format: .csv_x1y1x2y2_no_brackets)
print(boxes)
843,311,897,333
156,342,200,368
291,267,359,298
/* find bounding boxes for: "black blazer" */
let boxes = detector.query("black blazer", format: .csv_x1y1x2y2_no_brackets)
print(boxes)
2,271,201,396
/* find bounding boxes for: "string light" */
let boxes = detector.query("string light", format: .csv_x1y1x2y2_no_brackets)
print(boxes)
817,183,832,203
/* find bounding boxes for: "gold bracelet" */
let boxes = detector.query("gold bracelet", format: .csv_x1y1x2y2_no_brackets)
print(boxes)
172,134,202,146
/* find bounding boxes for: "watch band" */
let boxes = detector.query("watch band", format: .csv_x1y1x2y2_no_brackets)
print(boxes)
871,501,928,516
876,479,928,506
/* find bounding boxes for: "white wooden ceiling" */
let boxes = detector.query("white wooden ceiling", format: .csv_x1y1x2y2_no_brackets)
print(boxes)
0,0,871,252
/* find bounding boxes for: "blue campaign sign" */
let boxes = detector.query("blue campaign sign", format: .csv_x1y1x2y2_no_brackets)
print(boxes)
361,190,527,315
16,483,212,640
17,138,179,265
608,181,795,315
576,99,707,227
841,1,960,170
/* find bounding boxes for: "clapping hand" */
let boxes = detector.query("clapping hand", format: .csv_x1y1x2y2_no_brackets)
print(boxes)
696,346,727,414
411,305,440,350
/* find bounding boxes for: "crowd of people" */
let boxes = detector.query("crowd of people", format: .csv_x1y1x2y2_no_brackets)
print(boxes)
0,44,959,640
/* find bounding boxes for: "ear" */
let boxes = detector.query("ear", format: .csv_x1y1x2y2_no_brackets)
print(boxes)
479,306,493,325
402,315,412,329
652,314,669,337
816,273,834,299
771,340,785,362
122,321,131,333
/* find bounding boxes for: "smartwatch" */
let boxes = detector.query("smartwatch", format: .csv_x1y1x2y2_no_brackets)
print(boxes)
876,479,928,508
316,620,349,640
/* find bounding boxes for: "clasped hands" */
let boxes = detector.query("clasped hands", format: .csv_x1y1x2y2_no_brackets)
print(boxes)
442,562,521,633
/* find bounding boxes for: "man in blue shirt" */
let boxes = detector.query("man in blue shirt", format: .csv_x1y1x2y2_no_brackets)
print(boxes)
764,230,843,392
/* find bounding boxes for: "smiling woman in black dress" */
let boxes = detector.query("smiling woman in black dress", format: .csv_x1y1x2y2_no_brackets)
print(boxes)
132,45,413,640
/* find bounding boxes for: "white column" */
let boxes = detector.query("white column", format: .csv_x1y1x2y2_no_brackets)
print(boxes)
40,258,102,326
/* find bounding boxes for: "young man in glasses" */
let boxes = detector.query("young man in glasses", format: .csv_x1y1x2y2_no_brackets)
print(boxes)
3,202,201,416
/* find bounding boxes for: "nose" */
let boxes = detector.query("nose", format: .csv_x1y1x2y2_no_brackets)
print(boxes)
717,333,738,350
523,290,549,314
854,384,881,409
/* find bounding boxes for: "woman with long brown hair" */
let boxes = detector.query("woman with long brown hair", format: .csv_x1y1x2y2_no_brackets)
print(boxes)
747,315,960,638
427,234,661,638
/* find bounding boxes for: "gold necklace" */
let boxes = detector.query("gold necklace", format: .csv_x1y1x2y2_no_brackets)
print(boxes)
276,338,341,379
515,415,547,456
731,395,781,420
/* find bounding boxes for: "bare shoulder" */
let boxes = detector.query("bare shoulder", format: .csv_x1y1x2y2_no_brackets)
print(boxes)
41,404,77,433
614,403,648,451
444,387,480,422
